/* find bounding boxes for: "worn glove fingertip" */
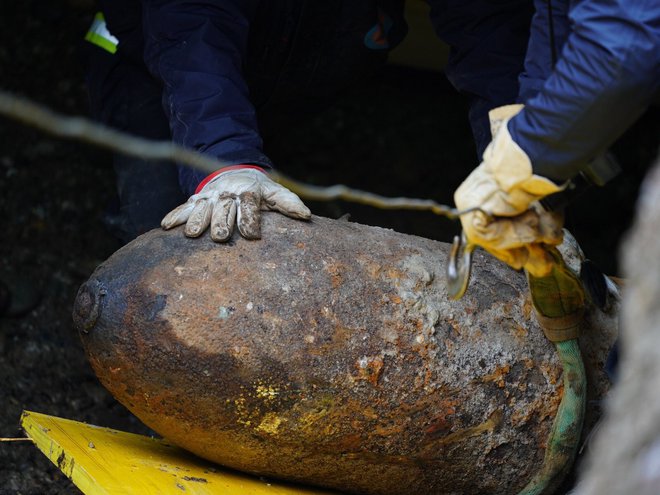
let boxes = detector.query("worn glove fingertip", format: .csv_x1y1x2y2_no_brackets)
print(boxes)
161,203,192,230
265,197,312,220
210,200,235,243
237,211,261,239
183,199,213,238
237,221,261,240
290,204,312,220
237,192,262,240
210,224,231,242
184,215,211,238
161,218,176,230
184,222,206,238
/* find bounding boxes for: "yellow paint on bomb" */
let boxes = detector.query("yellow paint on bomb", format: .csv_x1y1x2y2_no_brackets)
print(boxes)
255,383,280,401
257,413,286,435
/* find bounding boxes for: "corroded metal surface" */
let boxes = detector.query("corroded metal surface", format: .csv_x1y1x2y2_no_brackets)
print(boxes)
74,214,618,495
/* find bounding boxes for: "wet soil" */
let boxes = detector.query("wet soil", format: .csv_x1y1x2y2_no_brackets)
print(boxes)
0,1,658,494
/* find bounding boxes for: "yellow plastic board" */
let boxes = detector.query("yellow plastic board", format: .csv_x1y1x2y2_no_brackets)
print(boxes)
21,411,338,495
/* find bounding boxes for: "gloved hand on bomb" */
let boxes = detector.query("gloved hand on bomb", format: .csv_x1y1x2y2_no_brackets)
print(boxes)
454,105,565,277
161,165,311,242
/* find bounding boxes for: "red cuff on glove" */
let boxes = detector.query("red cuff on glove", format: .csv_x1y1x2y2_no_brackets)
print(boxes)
194,164,267,194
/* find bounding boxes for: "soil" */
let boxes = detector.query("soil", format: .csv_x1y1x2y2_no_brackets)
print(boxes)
0,1,658,494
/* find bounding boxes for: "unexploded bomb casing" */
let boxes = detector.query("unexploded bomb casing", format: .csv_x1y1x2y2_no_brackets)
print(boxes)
74,213,618,495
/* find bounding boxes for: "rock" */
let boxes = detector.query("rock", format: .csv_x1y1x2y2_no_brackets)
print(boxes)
574,156,660,495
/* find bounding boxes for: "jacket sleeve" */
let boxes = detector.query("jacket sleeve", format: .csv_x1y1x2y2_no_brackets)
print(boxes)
509,0,660,182
141,0,272,176
516,0,571,103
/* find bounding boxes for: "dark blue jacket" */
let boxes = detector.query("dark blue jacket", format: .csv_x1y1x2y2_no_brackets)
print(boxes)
510,0,660,182
104,0,533,195
140,0,267,194
105,1,657,194
139,0,411,195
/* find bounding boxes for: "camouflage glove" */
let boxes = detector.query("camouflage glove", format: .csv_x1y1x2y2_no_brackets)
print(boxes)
454,105,565,277
162,165,311,242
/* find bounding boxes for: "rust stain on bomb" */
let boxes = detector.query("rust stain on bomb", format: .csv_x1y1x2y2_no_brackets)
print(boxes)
74,214,618,495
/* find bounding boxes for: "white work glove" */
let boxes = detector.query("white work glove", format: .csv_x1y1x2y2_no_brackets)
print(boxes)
161,165,311,242
454,105,565,277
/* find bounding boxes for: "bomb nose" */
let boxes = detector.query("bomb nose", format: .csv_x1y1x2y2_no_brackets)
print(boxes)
72,280,107,333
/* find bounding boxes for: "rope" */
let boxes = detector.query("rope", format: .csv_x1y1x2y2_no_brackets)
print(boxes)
0,89,467,219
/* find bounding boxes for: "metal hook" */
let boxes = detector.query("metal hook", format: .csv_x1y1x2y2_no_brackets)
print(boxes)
446,231,476,300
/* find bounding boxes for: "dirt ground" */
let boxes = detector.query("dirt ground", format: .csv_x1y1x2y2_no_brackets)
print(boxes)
0,1,658,494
